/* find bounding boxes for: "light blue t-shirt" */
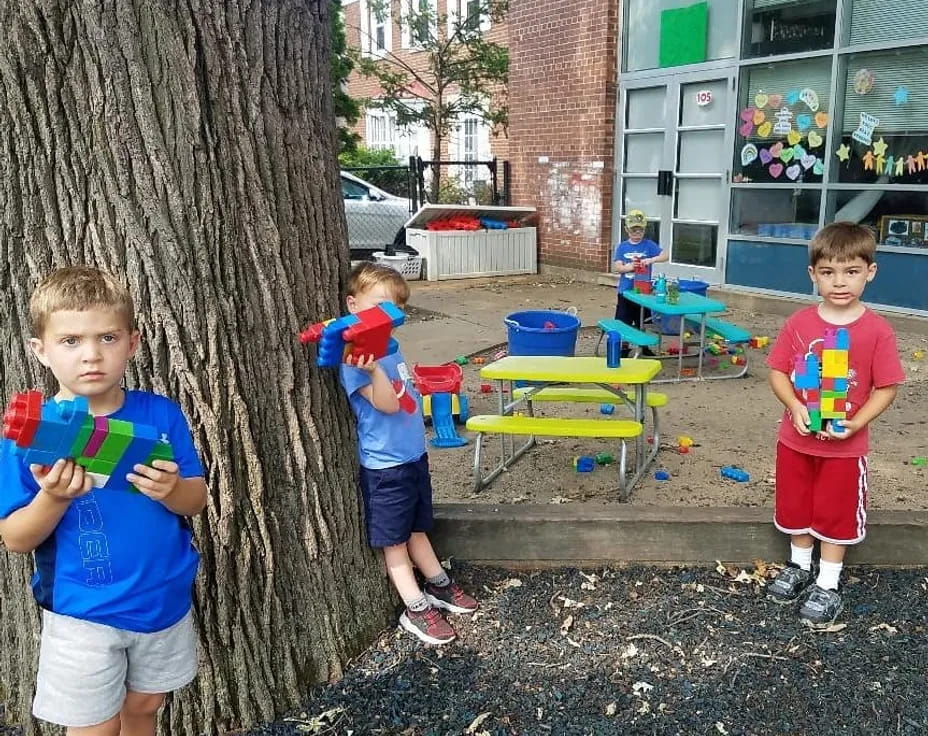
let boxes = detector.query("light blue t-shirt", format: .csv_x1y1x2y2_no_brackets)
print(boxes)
613,238,662,292
0,390,204,634
340,349,427,470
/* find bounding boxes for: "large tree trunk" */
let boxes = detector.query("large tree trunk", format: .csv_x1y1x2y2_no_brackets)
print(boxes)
0,2,394,733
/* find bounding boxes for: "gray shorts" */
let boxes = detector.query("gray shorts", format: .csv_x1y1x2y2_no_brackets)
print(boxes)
33,609,197,728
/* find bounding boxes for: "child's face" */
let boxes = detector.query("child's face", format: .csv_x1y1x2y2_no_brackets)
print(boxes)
346,283,403,314
626,227,645,244
30,307,139,408
808,256,876,309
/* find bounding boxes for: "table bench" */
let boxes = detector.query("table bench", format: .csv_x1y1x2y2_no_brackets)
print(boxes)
595,318,659,357
683,316,752,378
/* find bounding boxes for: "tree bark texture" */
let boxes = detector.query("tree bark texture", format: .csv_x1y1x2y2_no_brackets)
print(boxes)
0,2,395,733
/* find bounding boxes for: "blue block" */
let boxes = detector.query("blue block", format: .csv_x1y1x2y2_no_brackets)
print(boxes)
18,397,89,467
834,328,850,350
793,354,820,390
833,378,848,393
575,456,595,472
107,424,159,491
599,404,615,415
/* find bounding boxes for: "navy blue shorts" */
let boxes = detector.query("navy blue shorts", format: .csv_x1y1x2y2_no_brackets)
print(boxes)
359,453,434,548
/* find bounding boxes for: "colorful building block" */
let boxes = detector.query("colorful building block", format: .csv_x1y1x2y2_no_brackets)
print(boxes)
791,328,850,433
1,391,173,492
298,302,405,368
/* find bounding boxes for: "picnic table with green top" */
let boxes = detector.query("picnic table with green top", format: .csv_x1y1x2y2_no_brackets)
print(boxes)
464,355,662,500
620,290,746,382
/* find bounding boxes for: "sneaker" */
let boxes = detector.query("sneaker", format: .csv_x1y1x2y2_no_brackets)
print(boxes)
799,585,844,629
425,581,479,614
766,562,815,604
399,606,456,645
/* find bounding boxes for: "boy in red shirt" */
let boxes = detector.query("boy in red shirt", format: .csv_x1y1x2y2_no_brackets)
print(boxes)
765,222,904,628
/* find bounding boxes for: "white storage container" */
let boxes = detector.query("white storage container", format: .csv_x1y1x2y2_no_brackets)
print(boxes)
404,204,537,281
373,252,423,280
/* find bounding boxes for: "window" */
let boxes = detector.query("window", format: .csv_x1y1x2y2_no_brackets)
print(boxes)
834,46,928,186
742,0,837,59
360,0,392,56
733,57,832,184
402,0,437,48
448,0,489,37
624,0,738,72
341,176,371,200
366,111,395,151
846,0,928,46
730,188,821,239
826,190,928,249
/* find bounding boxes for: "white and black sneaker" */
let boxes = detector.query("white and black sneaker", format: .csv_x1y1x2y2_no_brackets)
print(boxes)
766,562,815,604
799,585,844,629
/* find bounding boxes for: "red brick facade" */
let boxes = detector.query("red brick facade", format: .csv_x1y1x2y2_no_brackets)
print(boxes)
507,0,619,272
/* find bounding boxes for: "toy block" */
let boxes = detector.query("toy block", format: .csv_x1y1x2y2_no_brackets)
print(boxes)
19,397,89,467
67,417,95,458
109,424,160,491
299,303,405,368
807,401,820,411
821,349,848,378
793,354,820,390
820,377,835,391
147,441,174,464
83,415,111,458
831,327,850,351
833,378,848,393
821,397,835,413
94,419,135,464
806,390,820,403
821,390,844,399
2,390,43,448
808,410,822,432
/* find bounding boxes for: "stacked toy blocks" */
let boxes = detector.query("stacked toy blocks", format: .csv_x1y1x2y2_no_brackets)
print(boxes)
299,302,405,368
2,390,173,491
792,327,850,433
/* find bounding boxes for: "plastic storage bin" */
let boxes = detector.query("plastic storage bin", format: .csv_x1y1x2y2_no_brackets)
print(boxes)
373,252,422,280
505,310,580,357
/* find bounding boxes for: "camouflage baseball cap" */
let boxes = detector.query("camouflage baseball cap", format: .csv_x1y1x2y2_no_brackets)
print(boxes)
625,210,647,229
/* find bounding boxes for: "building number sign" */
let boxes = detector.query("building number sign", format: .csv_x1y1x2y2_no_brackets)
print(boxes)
695,89,713,107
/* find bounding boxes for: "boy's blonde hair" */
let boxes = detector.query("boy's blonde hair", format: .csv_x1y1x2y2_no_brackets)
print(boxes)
29,266,136,337
809,222,876,267
347,262,411,306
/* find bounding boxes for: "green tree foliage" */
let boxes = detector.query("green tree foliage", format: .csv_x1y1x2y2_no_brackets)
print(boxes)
331,0,360,153
350,0,508,200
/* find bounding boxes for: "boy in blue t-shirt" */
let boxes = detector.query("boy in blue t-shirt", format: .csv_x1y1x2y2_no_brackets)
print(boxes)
340,263,478,646
0,266,207,734
612,209,668,356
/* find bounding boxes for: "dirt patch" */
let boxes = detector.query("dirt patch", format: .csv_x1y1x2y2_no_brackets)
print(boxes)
428,307,928,509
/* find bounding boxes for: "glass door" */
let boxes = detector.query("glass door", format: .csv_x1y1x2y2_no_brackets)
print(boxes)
618,69,736,284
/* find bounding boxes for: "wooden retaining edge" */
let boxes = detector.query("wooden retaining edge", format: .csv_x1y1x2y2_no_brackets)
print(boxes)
432,504,928,568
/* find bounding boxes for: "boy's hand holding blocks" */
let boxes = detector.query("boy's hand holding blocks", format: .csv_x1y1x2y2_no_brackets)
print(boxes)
299,302,406,368
2,390,173,492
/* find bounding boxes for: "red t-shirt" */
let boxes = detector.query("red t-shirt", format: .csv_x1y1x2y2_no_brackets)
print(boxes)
766,305,905,458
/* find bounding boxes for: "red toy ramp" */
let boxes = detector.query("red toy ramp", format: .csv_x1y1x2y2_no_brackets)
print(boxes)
413,363,463,396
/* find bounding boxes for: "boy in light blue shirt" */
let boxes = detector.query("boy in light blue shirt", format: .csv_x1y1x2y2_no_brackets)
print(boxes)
0,266,207,734
340,263,478,645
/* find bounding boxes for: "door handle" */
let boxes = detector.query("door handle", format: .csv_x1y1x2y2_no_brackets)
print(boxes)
657,170,674,196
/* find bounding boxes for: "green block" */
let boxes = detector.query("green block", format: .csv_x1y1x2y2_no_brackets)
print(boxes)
146,441,174,464
80,457,117,476
94,419,134,463
659,1,708,68
69,417,95,458
808,410,822,433
821,390,846,399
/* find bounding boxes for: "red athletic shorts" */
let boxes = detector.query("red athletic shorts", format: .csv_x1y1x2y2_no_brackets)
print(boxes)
774,442,869,544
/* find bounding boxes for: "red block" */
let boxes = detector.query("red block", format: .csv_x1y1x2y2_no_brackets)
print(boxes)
2,390,43,448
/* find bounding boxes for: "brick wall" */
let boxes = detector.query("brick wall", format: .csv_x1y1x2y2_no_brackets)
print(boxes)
342,0,509,162
508,0,620,272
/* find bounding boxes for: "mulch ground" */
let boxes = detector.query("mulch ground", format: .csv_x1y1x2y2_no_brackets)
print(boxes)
243,562,928,736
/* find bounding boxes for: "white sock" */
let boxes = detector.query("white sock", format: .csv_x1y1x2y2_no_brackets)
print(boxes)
790,543,814,571
816,560,843,591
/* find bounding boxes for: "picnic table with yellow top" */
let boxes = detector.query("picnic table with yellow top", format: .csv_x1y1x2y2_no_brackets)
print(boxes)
465,355,662,500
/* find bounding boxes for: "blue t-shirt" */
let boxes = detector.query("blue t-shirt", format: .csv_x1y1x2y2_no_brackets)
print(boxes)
340,349,427,470
613,238,662,292
0,390,204,634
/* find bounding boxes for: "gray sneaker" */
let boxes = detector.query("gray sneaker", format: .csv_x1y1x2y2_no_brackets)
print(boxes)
799,585,844,629
766,562,815,604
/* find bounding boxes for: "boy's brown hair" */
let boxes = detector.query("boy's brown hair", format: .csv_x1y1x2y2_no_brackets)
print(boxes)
809,222,877,267
29,266,136,337
346,262,411,306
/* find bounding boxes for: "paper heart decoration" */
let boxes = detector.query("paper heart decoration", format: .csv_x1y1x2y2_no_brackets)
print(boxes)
780,147,795,163
770,141,784,157
815,112,829,128
813,160,825,175
739,121,754,137
755,92,769,109
808,131,824,148
800,87,820,112
786,89,801,105
760,148,773,165
796,114,813,132
741,143,759,166
801,154,817,170
758,121,773,138
768,94,784,109
769,163,784,178
740,107,756,122
786,164,802,180
753,109,766,126
787,130,802,146
793,144,807,159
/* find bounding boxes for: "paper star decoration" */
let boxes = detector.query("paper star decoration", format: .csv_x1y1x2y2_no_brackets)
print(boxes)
894,86,910,105
835,143,851,162
872,137,889,157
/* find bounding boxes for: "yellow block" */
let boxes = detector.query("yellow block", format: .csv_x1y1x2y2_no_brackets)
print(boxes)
821,350,848,378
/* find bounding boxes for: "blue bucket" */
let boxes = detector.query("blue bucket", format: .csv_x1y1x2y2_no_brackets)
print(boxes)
505,310,580,358
657,279,710,335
